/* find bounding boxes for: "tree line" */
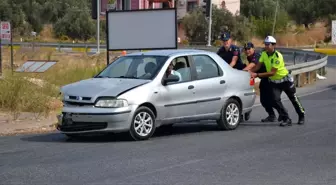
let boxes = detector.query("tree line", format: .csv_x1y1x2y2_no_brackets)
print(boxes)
183,0,336,44
0,0,335,43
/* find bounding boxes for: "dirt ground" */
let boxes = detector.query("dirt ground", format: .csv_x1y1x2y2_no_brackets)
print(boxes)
0,112,58,136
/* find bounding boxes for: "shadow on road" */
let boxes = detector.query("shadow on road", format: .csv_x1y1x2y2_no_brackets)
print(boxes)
19,122,219,143
19,120,279,143
240,122,279,127
327,84,336,91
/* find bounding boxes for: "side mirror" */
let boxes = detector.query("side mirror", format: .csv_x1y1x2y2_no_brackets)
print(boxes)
163,75,179,85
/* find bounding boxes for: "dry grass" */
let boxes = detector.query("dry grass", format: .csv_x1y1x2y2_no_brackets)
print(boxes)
0,47,109,120
250,22,328,47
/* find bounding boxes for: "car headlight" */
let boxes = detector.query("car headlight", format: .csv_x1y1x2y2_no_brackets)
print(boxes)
95,98,128,108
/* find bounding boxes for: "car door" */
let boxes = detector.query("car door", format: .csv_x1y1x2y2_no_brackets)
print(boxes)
191,54,227,115
156,55,198,121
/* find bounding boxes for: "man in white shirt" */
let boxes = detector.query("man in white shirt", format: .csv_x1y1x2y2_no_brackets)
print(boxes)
165,62,182,82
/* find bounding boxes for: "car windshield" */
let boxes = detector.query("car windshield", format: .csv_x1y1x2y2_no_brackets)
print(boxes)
95,55,168,80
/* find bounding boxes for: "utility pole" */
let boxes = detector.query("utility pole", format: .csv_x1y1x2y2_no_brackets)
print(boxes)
271,0,279,36
206,0,212,46
0,30,2,78
97,0,100,54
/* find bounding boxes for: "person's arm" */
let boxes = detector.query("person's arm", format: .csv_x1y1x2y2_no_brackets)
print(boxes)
243,52,260,71
254,68,277,78
243,63,255,71
229,47,239,67
252,54,283,78
249,53,263,72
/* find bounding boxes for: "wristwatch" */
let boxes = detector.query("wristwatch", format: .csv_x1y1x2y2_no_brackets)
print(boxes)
256,73,259,77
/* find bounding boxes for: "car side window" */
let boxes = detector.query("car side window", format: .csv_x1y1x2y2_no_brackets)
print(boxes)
192,55,221,80
164,56,192,85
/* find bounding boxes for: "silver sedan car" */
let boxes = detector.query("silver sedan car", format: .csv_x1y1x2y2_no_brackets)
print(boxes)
57,49,257,141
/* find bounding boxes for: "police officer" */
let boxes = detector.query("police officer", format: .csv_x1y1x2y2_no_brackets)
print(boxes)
216,32,245,70
249,36,305,126
242,42,277,122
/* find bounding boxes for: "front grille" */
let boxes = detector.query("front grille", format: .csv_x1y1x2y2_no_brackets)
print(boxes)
64,101,94,106
68,96,91,101
59,121,108,132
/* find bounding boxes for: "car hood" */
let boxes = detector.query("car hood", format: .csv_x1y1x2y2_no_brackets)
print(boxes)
61,78,150,98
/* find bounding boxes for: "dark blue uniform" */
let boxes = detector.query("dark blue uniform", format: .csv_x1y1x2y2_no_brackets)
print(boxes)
217,45,245,70
247,52,264,72
247,51,276,121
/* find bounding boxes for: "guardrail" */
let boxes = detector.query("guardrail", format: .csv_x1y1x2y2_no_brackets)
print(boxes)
179,45,328,87
1,42,328,88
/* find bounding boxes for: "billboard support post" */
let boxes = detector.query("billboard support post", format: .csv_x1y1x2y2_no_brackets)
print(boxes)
96,0,100,54
206,0,212,47
106,8,110,65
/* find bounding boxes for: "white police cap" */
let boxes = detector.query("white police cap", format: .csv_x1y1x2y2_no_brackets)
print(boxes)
264,36,276,43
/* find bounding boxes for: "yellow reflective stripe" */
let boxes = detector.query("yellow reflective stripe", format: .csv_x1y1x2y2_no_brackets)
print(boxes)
294,95,305,113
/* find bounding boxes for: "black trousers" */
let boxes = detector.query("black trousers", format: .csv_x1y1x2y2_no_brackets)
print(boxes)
271,80,305,120
259,78,276,117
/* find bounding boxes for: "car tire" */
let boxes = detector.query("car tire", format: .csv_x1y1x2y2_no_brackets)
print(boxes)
216,98,242,130
244,110,252,121
129,106,156,141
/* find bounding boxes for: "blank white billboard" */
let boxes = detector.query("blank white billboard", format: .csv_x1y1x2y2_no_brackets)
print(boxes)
106,9,177,50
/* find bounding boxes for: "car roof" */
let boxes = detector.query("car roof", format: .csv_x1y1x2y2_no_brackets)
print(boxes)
126,49,214,57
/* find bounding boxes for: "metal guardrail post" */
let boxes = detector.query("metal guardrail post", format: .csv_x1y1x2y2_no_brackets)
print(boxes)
293,51,296,65
304,53,308,62
316,54,321,60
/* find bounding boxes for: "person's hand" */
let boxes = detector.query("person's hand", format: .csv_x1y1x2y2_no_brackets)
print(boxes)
244,69,251,72
249,71,258,78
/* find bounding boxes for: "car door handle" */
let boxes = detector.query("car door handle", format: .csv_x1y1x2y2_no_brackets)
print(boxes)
220,80,226,84
188,85,194,89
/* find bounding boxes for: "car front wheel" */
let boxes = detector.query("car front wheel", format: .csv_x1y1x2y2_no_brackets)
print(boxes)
217,98,242,130
129,106,156,141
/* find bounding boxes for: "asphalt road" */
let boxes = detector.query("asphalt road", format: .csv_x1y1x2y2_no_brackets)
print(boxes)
0,86,335,185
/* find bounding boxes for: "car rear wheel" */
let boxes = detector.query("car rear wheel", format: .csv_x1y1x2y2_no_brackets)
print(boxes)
129,106,156,141
217,98,242,130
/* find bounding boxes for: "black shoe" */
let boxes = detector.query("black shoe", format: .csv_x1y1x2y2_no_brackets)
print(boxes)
279,119,292,127
297,115,305,125
278,115,284,122
261,116,276,122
